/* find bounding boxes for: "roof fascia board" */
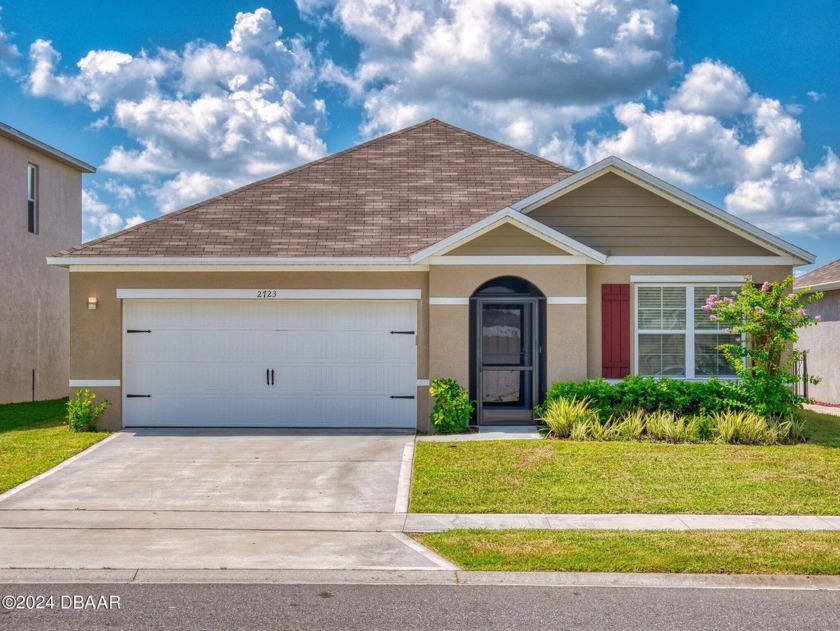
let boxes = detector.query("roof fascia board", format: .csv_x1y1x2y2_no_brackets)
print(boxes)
47,256,416,268
795,280,840,293
606,255,801,266
512,156,815,265
0,122,96,173
410,207,606,263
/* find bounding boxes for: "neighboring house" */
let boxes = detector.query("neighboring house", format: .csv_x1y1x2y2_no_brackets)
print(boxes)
47,120,814,431
0,122,95,403
794,258,840,405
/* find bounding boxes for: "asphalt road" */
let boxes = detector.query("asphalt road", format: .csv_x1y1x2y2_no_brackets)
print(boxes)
1,583,838,630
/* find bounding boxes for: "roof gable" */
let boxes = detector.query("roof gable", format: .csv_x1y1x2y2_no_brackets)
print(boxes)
514,156,815,264
795,257,840,292
443,222,571,256
54,119,573,259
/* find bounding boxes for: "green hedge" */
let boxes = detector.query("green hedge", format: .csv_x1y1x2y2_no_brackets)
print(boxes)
538,376,749,422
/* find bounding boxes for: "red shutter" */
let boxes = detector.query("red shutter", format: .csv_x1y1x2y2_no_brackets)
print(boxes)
602,284,630,378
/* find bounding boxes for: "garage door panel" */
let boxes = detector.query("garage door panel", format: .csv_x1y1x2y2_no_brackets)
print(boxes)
123,299,418,428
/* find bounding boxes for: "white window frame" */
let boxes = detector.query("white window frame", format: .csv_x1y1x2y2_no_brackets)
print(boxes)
634,283,743,380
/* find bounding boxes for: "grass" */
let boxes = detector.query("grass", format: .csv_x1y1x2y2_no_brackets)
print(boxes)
0,398,109,494
415,529,840,574
411,410,840,515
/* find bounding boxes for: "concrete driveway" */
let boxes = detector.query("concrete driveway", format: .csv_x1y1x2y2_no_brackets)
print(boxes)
0,429,453,572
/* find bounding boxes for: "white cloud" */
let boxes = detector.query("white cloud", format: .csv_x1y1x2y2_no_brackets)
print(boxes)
30,8,327,224
0,8,19,75
312,0,679,149
725,150,840,234
807,90,826,102
102,179,136,205
82,189,146,240
583,59,838,234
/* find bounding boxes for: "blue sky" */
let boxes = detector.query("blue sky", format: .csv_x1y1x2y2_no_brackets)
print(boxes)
0,0,837,268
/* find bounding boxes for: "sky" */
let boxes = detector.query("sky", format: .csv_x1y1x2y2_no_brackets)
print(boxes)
0,0,837,269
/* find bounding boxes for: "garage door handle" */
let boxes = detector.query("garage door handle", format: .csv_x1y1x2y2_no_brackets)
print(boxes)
266,369,270,386
390,331,415,335
126,394,151,398
271,369,275,386
126,329,152,334
390,395,415,399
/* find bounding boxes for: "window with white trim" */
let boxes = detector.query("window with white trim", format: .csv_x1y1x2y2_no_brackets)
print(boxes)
636,284,741,379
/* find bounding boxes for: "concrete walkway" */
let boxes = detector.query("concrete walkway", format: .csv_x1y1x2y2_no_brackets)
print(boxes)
405,513,840,532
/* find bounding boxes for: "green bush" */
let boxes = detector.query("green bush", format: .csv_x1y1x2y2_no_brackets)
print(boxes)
540,376,748,421
66,389,109,432
429,378,474,434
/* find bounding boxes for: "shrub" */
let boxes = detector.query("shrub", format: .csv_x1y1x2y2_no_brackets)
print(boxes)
703,276,823,418
612,409,646,441
67,389,109,432
541,376,746,421
537,396,599,439
711,410,780,445
429,378,473,434
646,410,698,443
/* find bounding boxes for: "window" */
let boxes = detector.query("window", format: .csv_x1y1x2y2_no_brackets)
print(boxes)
636,284,741,379
27,164,38,234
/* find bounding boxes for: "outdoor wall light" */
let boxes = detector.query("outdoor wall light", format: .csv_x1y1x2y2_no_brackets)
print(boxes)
88,296,98,310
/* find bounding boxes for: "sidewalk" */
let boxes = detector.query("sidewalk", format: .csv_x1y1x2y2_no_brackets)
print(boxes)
404,513,840,532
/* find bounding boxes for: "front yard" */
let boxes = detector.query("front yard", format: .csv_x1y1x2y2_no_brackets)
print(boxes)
415,529,840,574
0,398,110,494
411,409,840,515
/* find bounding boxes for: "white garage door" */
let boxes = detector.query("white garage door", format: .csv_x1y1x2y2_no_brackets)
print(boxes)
123,299,418,428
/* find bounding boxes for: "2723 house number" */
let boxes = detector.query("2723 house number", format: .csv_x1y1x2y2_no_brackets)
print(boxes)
256,290,278,298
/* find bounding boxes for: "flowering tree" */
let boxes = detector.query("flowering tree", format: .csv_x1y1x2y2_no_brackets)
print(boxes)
702,276,823,417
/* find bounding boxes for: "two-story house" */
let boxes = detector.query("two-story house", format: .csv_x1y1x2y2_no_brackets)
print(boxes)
0,122,95,403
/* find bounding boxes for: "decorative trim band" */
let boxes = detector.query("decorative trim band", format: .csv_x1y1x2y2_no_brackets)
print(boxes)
429,297,470,305
69,379,121,388
117,289,422,300
416,379,430,387
430,256,588,265
607,256,797,266
630,275,745,284
546,297,587,305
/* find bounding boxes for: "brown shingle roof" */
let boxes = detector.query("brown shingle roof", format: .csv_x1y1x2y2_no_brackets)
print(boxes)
794,257,840,290
56,119,574,258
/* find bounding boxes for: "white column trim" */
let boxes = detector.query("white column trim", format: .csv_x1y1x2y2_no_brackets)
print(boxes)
631,275,744,284
546,297,587,305
429,297,470,305
416,379,430,387
69,379,121,387
117,289,422,300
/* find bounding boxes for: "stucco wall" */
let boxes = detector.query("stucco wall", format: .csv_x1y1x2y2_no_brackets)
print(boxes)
428,264,588,399
796,289,840,404
68,271,430,430
0,135,82,402
585,265,792,378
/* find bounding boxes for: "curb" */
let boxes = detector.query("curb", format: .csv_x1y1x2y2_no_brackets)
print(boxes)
0,568,838,589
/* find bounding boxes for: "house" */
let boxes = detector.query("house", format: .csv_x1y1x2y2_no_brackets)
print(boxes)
47,119,814,431
794,258,840,405
0,122,95,403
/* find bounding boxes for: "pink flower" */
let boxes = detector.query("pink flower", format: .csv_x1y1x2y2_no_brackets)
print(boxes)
724,297,733,303
785,306,792,312
731,291,737,296
761,282,770,291
797,309,806,316
710,315,718,322
815,315,822,322
700,305,710,312
754,306,764,314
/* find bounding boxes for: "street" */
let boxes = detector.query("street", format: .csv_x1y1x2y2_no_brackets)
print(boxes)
1,583,838,630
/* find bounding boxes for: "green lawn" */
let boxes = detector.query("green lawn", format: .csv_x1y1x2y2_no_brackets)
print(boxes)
415,529,840,574
411,410,840,515
0,398,110,494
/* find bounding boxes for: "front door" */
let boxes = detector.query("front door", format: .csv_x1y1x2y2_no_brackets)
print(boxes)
476,299,540,424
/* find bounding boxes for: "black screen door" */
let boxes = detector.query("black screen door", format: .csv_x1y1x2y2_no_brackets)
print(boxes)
477,299,538,424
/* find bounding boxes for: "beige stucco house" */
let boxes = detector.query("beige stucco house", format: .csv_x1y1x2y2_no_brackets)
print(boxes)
795,258,840,404
47,120,813,431
1,122,94,403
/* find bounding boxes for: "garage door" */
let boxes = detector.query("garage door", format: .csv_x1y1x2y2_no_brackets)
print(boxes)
123,299,417,428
